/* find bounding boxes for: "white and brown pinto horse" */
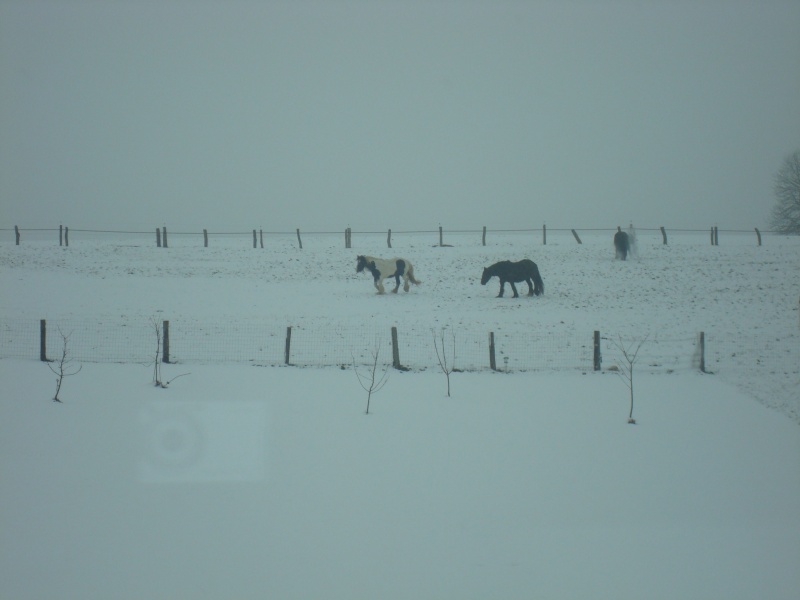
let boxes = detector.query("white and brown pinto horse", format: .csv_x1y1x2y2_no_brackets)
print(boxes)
356,255,421,294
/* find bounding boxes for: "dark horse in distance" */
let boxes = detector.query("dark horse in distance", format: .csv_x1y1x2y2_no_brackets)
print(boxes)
614,226,630,260
481,259,544,298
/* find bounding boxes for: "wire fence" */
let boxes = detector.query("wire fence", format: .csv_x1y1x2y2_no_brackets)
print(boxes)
3,317,794,376
5,317,798,422
1,224,782,249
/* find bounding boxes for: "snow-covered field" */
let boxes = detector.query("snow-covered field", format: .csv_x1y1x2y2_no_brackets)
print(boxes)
1,230,799,599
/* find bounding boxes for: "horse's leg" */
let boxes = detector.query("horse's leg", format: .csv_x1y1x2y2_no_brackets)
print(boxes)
510,282,519,298
525,278,534,296
374,277,385,294
392,274,400,293
403,274,410,292
497,280,505,297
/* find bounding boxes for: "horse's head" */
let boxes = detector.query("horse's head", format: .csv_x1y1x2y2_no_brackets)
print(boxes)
356,255,367,273
480,267,490,285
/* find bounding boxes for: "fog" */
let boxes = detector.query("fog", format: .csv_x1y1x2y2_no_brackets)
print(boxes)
2,0,799,233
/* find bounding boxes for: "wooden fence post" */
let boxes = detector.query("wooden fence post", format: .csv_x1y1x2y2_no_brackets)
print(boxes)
162,227,168,248
714,226,719,246
391,326,401,370
284,326,292,364
65,227,69,247
156,227,161,247
59,225,63,246
253,230,257,248
40,319,47,362
593,330,601,371
15,225,20,245
755,227,762,246
698,331,706,373
162,320,170,363
345,227,351,249
489,331,497,371
260,229,264,248
710,227,714,245
482,226,487,246
543,224,546,245
203,229,208,247
571,229,582,244
387,229,392,248
296,228,303,249
439,226,443,247
660,226,668,245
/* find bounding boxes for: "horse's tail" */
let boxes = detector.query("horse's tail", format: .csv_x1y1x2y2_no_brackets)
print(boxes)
407,263,421,285
532,265,544,296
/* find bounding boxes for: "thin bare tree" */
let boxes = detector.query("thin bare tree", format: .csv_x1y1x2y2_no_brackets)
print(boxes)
770,149,800,234
47,327,82,402
608,334,649,424
352,339,391,415
151,317,163,386
432,328,456,397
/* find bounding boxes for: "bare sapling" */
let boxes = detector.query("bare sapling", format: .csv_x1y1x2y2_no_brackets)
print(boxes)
47,327,82,402
151,317,163,386
432,328,456,397
352,339,391,414
609,334,649,424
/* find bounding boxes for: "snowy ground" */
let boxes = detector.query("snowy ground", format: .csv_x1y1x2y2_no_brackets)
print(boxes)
1,230,799,599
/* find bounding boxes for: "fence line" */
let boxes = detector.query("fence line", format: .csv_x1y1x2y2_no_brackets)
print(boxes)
4,317,791,377
2,224,781,248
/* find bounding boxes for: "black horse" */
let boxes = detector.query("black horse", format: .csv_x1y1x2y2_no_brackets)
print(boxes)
614,226,630,260
481,259,544,298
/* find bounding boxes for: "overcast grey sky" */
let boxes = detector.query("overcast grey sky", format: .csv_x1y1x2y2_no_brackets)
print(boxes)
1,0,799,232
